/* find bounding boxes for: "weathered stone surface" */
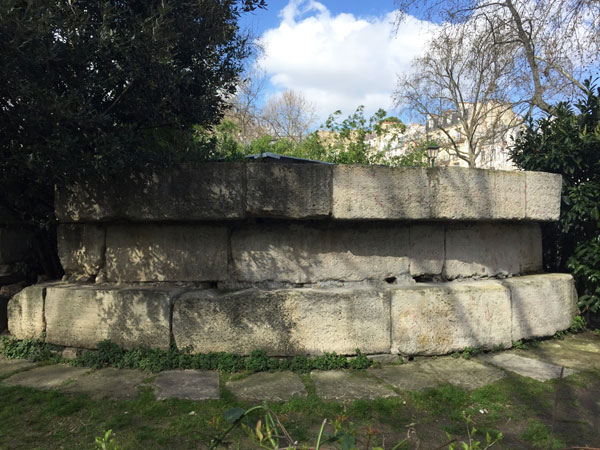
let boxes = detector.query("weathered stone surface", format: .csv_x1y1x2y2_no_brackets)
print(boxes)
372,357,504,391
519,224,543,273
7,285,46,340
56,164,245,222
0,357,37,377
226,371,307,402
2,364,91,389
232,223,410,284
332,166,430,220
59,368,149,399
526,171,562,221
44,284,179,350
443,223,543,279
418,358,505,390
311,371,397,400
504,274,577,341
173,287,391,355
105,224,228,282
58,224,106,279
154,370,220,400
0,227,34,264
429,168,526,220
409,224,444,276
479,353,575,381
391,280,512,355
246,163,332,218
518,332,600,370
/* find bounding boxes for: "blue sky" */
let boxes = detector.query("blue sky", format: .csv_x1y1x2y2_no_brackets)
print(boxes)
238,0,437,125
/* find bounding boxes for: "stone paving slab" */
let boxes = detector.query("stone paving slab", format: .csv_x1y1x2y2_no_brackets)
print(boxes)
479,353,575,381
226,371,307,402
372,357,505,392
311,371,397,400
59,368,150,399
0,357,37,378
1,364,91,389
154,370,220,401
515,333,600,370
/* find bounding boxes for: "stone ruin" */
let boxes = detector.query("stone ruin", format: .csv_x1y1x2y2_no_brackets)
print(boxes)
7,163,577,356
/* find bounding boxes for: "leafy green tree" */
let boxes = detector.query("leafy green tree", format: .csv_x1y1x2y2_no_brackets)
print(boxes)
0,0,265,275
510,79,600,318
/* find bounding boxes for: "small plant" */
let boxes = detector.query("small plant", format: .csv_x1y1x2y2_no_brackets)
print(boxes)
569,315,587,333
94,429,120,450
461,347,481,360
447,412,503,450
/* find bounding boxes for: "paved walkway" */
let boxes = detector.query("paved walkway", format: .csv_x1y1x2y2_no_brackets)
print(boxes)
1,332,598,402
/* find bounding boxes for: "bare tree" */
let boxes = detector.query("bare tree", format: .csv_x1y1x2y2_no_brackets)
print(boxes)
261,90,317,143
224,67,269,145
395,0,600,115
395,22,523,167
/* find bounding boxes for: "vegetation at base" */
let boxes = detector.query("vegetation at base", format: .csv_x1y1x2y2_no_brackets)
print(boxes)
510,79,600,319
1,366,598,449
0,337,372,373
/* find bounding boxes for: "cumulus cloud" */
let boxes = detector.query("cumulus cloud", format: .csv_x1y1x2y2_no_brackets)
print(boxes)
258,0,437,123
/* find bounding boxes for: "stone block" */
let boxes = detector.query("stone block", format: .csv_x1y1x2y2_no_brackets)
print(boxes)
503,274,577,341
231,223,410,284
44,284,179,350
525,171,562,221
332,165,430,220
55,164,245,222
444,223,522,279
428,168,526,220
409,224,444,276
390,280,512,355
246,163,332,218
0,227,34,264
57,224,106,278
7,285,47,340
105,224,228,282
519,223,543,273
226,371,307,402
173,287,391,355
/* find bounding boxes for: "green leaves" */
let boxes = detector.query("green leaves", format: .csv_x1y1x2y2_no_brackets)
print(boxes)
510,79,600,316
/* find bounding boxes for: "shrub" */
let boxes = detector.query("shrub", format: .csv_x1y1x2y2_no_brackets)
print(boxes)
510,79,600,318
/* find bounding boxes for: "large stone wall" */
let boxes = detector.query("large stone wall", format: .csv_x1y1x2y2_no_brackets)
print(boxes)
7,163,577,356
9,274,577,355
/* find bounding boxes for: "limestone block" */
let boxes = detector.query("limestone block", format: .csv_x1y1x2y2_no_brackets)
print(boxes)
7,285,46,340
391,280,512,355
246,163,332,218
173,287,391,355
55,164,245,222
525,171,562,221
332,166,431,220
0,227,34,264
428,168,526,220
409,224,444,276
519,223,543,273
444,223,521,279
44,284,179,350
231,223,410,284
57,224,106,278
105,224,228,282
503,274,577,341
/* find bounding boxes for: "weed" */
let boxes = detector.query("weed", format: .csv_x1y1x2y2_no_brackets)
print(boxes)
521,420,566,449
447,412,503,450
95,429,120,450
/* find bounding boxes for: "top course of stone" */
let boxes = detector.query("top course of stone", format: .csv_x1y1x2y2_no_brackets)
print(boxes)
55,163,562,223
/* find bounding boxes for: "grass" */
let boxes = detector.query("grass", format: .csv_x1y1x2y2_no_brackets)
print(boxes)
0,365,598,449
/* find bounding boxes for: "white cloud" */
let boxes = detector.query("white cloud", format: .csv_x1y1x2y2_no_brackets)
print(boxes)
258,0,438,123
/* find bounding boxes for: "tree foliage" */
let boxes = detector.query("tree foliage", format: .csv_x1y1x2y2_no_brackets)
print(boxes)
510,79,600,316
0,0,265,226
